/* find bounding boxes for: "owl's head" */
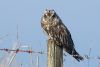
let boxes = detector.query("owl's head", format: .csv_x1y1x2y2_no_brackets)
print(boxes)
42,9,59,23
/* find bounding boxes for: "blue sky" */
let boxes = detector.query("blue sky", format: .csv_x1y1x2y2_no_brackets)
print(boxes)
0,0,100,67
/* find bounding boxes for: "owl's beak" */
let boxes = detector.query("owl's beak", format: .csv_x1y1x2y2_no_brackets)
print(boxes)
47,13,51,17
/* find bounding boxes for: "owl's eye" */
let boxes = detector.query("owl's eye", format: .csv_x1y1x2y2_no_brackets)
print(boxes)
52,14,55,18
52,14,56,19
44,14,47,18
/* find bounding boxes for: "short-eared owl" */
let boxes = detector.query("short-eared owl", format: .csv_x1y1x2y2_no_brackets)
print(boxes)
41,9,83,61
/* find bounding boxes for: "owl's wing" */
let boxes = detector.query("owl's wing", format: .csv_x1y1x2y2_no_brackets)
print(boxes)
60,23,83,61
59,20,74,47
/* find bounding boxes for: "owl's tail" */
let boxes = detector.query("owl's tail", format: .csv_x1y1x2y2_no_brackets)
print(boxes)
64,47,84,62
72,49,84,62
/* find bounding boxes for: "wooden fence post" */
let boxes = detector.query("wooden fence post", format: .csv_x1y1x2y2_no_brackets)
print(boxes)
47,39,63,67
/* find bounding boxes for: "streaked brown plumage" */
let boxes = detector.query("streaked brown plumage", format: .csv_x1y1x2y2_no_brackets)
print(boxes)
41,9,83,61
